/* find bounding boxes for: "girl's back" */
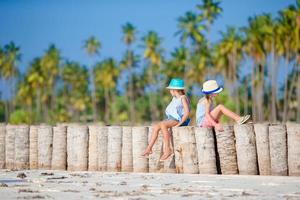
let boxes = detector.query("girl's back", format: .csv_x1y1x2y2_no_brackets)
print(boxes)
196,97,213,126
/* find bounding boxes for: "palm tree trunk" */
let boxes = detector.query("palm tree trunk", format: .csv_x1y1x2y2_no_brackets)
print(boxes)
132,126,149,172
121,127,133,172
4,100,9,122
104,88,109,124
287,62,298,120
110,89,117,123
244,76,249,115
29,125,38,169
52,126,67,170
215,125,238,174
234,124,258,175
89,66,97,122
129,66,135,125
97,127,108,171
0,124,4,169
148,127,164,173
286,122,300,176
254,123,271,175
9,78,15,113
178,126,199,174
297,67,300,122
37,125,53,169
88,125,98,171
270,42,277,122
194,127,217,174
67,125,89,171
269,124,288,175
148,67,158,121
14,125,30,170
271,56,279,122
107,126,122,172
5,124,16,169
258,63,264,122
251,65,257,122
283,52,290,122
232,45,240,114
36,88,41,122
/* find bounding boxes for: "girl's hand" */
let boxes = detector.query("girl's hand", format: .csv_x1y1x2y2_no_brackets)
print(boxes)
215,123,224,132
174,122,182,127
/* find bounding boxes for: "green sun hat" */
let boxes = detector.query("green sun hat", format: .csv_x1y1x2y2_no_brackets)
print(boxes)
166,78,185,90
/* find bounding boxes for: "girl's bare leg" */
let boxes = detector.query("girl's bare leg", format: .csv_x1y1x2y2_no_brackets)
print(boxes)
210,104,241,121
159,120,178,160
141,123,161,156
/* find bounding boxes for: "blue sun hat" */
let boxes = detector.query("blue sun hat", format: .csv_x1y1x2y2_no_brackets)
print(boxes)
202,80,223,94
166,78,185,90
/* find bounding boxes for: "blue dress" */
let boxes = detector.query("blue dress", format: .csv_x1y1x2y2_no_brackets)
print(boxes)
165,95,190,126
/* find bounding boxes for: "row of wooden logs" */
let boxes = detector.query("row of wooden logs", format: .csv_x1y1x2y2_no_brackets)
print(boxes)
0,123,299,176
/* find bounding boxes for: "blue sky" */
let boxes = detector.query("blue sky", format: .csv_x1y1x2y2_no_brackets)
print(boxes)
0,0,295,99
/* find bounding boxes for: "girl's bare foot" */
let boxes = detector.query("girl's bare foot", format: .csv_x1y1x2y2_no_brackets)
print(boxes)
159,150,174,161
141,149,153,157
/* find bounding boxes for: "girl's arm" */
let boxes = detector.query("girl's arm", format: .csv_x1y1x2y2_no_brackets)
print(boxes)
204,99,218,127
175,96,190,127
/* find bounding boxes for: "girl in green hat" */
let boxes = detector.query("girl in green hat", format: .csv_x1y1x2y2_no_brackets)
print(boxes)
142,78,190,161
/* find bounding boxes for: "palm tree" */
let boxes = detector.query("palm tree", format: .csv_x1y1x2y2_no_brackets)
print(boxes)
196,0,222,47
214,26,243,113
277,7,295,122
94,58,119,123
288,1,300,122
25,58,45,122
165,46,187,79
121,22,138,124
243,15,271,122
40,44,60,120
141,31,163,121
61,61,89,121
0,42,21,118
176,11,205,88
84,36,101,122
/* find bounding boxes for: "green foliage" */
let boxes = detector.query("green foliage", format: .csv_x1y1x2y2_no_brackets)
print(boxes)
9,109,32,124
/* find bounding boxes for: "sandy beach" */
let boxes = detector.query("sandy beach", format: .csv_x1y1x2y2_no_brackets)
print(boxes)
0,170,300,199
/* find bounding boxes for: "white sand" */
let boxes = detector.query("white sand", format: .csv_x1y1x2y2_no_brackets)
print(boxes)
0,169,300,199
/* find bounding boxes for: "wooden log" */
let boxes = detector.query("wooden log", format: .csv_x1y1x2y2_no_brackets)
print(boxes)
286,122,300,176
194,127,217,174
107,126,122,172
148,126,163,173
5,124,16,169
254,123,271,175
215,125,238,174
14,125,30,169
132,126,149,173
172,127,183,173
29,125,39,169
88,125,98,171
163,128,177,173
98,126,108,171
234,124,258,175
269,124,288,176
121,126,133,172
0,124,5,168
67,125,89,171
38,125,53,169
51,126,67,170
176,126,199,174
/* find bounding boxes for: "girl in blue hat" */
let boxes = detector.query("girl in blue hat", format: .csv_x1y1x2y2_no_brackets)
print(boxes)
142,78,190,161
196,80,250,131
